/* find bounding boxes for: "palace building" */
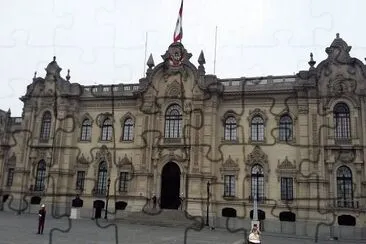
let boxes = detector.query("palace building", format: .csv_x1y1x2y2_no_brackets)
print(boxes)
0,34,365,238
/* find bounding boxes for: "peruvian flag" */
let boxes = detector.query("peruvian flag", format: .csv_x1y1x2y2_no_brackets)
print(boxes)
173,0,183,43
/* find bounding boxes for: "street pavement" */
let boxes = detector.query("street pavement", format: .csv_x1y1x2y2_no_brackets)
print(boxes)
0,211,361,244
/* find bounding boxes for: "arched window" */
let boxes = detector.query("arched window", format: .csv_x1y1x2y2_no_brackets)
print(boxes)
251,116,264,141
337,166,354,208
224,116,237,141
333,103,351,140
122,118,134,141
80,119,91,141
96,161,108,195
279,115,292,141
35,160,46,191
251,164,264,203
39,111,51,141
101,118,112,141
164,104,182,138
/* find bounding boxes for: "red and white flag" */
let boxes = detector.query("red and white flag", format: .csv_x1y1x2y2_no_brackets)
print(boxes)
173,0,183,43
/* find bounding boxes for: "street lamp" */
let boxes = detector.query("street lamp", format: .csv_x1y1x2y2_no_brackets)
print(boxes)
206,181,210,226
104,178,111,219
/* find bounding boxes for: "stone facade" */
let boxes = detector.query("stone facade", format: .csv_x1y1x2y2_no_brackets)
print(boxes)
0,34,365,236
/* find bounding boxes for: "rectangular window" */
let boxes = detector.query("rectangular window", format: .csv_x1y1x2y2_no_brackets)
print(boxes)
281,177,293,201
224,175,235,197
6,168,14,187
76,171,85,190
119,172,129,192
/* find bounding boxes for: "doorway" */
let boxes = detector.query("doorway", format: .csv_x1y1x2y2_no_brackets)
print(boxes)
93,200,105,219
160,162,181,209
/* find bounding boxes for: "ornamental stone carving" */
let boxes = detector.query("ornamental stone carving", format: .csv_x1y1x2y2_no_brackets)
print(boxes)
327,74,357,96
166,80,182,98
95,145,112,166
245,145,270,181
336,150,355,163
246,145,268,166
74,153,91,170
95,112,113,127
220,155,240,179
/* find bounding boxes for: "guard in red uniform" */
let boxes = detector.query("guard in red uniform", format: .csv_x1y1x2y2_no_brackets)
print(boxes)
37,204,46,234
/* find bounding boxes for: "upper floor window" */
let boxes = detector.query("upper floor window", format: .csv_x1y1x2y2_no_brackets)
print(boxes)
122,118,134,141
333,103,351,140
251,116,264,141
164,104,182,138
101,118,113,141
279,115,292,141
80,119,92,141
39,111,51,141
224,116,237,141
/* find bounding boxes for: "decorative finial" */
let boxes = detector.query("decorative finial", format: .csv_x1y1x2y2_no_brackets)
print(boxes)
198,50,206,65
33,72,37,79
66,69,70,81
147,54,155,69
336,33,340,39
308,52,316,69
53,56,56,62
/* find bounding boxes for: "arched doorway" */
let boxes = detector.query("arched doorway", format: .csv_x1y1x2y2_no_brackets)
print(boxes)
160,162,181,209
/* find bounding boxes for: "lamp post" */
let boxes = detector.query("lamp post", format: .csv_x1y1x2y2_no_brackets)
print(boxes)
206,181,210,226
251,192,260,230
104,178,111,219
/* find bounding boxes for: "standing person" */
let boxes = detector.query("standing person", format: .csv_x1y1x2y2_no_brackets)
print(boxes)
152,195,157,209
248,224,261,244
37,204,46,234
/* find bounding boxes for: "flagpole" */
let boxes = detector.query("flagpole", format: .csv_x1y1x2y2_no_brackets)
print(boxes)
143,32,148,76
214,26,218,75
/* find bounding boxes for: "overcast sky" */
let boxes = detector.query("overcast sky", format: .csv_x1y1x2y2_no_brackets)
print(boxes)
1,0,365,117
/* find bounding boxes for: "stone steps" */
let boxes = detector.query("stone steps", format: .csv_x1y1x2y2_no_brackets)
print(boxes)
116,209,205,228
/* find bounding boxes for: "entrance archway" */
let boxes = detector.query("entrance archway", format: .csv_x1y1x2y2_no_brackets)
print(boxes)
160,162,181,209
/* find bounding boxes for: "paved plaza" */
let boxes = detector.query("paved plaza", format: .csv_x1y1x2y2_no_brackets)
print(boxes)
0,211,361,244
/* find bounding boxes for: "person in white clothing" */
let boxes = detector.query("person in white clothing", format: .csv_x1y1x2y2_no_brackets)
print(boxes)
248,224,261,244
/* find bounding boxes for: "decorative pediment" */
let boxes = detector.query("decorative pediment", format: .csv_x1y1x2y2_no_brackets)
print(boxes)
220,155,240,179
278,157,296,170
118,154,131,166
276,157,297,181
95,145,112,164
77,153,91,165
75,153,91,170
223,155,238,168
117,154,134,172
246,145,268,166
